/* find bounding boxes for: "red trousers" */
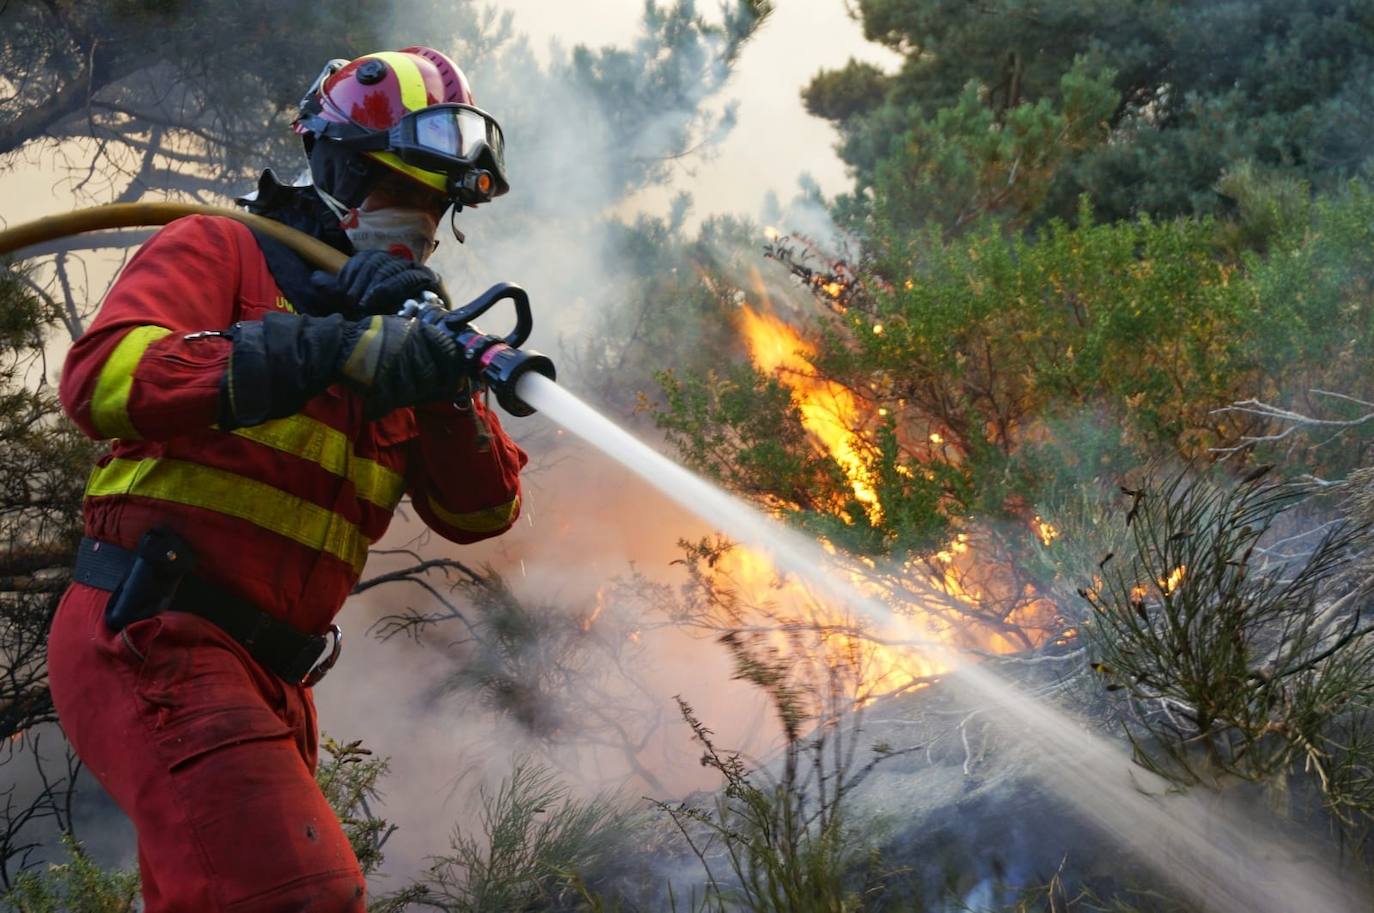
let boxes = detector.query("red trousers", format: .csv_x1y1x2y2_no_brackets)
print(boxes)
48,583,365,912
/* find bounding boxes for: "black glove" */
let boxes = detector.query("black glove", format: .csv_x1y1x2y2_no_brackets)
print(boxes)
219,312,465,427
336,315,466,419
310,250,442,317
220,312,347,428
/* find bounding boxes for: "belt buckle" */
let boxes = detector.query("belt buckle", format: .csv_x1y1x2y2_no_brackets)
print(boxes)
301,624,343,688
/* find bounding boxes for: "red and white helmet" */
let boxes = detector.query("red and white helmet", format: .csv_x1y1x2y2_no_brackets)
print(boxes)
295,46,508,211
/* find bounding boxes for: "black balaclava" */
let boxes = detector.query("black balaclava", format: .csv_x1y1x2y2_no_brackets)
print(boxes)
235,169,357,316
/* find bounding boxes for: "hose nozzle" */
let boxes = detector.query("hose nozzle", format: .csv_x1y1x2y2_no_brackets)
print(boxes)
470,343,556,417
404,283,556,416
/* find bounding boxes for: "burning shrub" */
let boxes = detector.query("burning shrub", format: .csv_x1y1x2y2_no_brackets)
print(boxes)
1082,468,1374,832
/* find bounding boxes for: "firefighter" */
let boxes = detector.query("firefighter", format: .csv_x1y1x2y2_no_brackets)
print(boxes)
47,47,524,911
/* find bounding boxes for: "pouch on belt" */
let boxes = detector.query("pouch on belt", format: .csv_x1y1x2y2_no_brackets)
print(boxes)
104,528,194,632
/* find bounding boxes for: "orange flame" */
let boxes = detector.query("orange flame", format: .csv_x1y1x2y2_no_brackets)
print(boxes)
1033,516,1060,546
1161,565,1186,594
719,546,940,703
582,589,607,632
736,304,880,523
723,279,1057,702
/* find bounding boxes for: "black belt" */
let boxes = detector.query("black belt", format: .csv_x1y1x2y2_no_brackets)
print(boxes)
73,537,341,687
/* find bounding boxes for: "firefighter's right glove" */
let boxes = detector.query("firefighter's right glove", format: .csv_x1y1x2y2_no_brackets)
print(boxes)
310,250,442,318
335,315,465,420
219,312,465,428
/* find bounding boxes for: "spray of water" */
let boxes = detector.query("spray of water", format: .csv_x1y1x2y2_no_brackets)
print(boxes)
517,372,1369,913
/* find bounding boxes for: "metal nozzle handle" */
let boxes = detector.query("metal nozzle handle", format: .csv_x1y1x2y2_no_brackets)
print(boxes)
443,283,533,348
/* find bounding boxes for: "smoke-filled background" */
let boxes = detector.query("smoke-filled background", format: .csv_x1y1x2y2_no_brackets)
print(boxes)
0,0,900,892
6,1,1374,911
304,0,898,875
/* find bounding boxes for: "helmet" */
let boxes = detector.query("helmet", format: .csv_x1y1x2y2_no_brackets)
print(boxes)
294,47,509,213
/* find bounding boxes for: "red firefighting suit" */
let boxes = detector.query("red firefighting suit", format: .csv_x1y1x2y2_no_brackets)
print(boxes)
48,214,527,911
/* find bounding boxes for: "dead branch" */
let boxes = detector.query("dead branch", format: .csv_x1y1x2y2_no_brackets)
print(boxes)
1211,390,1374,456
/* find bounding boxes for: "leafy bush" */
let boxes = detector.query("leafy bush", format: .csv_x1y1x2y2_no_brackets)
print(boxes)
0,835,137,913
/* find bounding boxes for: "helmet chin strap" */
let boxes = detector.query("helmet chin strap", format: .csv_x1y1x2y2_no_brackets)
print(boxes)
313,185,353,226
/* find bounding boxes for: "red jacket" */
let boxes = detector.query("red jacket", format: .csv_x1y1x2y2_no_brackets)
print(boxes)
60,215,527,634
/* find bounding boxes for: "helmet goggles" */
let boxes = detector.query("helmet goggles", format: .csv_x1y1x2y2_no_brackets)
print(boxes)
306,102,509,206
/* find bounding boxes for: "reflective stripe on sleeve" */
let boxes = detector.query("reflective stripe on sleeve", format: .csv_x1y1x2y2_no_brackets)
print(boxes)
426,493,520,534
232,415,406,510
85,457,372,571
89,326,173,440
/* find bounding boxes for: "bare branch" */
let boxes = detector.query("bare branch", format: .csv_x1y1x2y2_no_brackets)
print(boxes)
1211,392,1374,456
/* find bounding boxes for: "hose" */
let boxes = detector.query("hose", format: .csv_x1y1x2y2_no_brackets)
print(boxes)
0,202,347,273
0,201,555,412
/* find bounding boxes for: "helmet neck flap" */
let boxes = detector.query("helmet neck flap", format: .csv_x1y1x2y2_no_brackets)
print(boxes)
237,168,354,254
235,169,357,316
305,134,387,212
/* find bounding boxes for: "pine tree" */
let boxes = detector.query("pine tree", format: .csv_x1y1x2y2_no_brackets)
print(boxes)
806,0,1374,228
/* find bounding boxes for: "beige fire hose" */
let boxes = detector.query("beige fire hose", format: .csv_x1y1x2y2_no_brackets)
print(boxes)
0,202,347,273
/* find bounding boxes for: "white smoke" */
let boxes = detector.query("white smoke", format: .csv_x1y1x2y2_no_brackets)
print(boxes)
313,3,792,886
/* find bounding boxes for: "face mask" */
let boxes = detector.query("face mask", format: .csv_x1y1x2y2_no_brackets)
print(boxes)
339,206,439,262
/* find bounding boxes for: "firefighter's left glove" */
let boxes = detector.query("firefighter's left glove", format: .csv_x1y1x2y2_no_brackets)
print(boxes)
310,250,442,318
219,312,465,428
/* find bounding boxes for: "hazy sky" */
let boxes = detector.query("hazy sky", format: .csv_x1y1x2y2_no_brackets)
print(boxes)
0,2,897,229
496,0,900,223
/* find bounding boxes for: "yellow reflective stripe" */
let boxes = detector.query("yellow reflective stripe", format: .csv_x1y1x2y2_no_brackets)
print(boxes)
366,52,428,110
231,415,406,510
366,151,448,193
427,493,520,533
341,316,385,385
86,457,371,571
89,326,173,440
352,458,406,511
